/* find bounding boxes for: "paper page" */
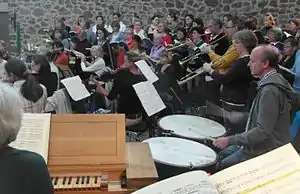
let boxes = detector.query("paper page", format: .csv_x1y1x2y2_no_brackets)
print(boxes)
133,81,166,116
210,144,300,194
132,170,219,194
9,113,51,163
61,75,90,101
135,60,159,83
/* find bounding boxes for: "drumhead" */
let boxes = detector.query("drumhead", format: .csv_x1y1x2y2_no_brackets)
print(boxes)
158,114,226,139
143,137,217,168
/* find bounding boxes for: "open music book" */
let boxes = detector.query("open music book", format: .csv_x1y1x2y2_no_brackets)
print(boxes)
61,75,90,101
9,113,51,163
133,143,300,194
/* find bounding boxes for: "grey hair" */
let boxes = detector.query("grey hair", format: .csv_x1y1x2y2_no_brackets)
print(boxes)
0,82,23,148
268,27,282,42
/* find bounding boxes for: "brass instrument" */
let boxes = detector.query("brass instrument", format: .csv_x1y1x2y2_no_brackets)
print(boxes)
166,42,187,52
179,51,202,66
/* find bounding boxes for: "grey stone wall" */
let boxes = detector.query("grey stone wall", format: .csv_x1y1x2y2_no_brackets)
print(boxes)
1,0,300,50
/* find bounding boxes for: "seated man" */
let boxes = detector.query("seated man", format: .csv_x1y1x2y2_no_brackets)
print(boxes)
0,83,53,194
213,45,292,170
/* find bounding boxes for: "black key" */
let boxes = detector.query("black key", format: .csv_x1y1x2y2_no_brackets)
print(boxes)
54,178,59,185
81,176,85,184
87,176,90,184
68,177,72,185
94,176,98,184
76,177,80,184
62,177,67,185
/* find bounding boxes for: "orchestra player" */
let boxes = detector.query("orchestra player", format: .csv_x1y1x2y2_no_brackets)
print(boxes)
149,34,165,61
80,45,106,75
0,83,53,194
91,51,146,126
5,58,47,113
213,45,292,169
203,30,257,135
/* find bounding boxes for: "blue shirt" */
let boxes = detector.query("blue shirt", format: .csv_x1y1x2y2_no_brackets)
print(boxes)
291,49,300,92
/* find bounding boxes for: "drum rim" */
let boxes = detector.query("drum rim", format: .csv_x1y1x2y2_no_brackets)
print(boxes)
157,114,226,139
143,137,218,168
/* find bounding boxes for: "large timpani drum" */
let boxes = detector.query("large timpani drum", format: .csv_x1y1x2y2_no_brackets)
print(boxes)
158,114,226,142
143,137,218,180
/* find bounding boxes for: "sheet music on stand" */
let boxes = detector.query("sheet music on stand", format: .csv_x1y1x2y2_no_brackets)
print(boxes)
61,75,90,101
135,60,159,83
133,81,166,116
9,113,51,163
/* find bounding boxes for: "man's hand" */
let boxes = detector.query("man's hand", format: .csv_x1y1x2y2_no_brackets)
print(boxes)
213,137,229,149
200,44,212,54
203,63,214,74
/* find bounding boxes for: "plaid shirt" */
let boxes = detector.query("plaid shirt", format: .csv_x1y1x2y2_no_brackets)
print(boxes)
13,80,47,113
257,69,277,88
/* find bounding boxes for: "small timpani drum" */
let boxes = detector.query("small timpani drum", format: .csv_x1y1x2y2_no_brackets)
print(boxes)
158,114,226,142
143,137,218,180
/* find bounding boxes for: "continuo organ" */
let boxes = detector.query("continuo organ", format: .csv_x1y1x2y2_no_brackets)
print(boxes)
47,114,158,193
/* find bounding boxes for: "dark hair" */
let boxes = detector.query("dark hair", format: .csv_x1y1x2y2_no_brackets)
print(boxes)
284,37,298,47
52,41,64,52
96,15,104,21
113,12,121,18
111,21,120,29
33,55,51,75
245,19,256,31
229,17,245,31
151,15,159,21
76,15,84,25
193,18,204,28
176,27,187,37
190,26,205,35
185,14,194,21
96,26,109,39
168,12,178,21
5,58,43,102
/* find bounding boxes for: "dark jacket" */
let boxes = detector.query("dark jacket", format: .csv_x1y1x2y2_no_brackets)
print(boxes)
209,32,230,56
228,72,292,156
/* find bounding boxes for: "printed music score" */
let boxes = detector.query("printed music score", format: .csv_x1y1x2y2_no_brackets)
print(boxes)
135,60,159,83
132,171,219,194
9,113,51,163
60,75,90,101
210,143,300,194
133,81,166,116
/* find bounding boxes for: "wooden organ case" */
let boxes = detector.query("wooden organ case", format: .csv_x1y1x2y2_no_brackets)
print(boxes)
47,114,158,193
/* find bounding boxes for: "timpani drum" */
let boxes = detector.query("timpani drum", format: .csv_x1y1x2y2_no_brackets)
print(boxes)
143,137,218,180
158,114,226,144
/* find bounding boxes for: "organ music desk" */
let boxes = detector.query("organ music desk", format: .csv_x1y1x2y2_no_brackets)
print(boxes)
47,114,158,193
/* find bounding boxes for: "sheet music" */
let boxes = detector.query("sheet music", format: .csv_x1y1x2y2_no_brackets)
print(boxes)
132,170,219,194
9,113,51,163
61,75,90,101
210,144,300,194
135,60,159,83
133,81,166,116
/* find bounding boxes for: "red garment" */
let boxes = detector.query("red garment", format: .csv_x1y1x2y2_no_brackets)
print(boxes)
53,52,69,70
126,39,137,50
117,48,126,68
161,34,173,47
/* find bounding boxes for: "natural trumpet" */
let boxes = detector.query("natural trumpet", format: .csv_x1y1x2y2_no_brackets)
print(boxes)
166,42,186,52
179,52,202,66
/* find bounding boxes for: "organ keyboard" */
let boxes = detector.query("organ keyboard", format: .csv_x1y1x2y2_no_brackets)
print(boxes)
47,114,158,193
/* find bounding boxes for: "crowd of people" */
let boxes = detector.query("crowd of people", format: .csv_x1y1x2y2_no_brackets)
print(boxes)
1,10,300,193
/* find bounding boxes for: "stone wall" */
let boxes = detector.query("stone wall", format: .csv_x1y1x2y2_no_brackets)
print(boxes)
1,0,300,50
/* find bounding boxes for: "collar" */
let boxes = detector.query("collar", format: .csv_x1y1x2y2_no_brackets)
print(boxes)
257,69,277,88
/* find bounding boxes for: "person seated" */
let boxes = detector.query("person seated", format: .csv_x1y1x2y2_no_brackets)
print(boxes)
203,30,256,135
32,55,58,97
157,23,173,46
154,52,183,114
133,19,146,39
80,45,106,76
91,51,146,127
5,58,47,113
149,34,165,62
124,26,137,50
110,21,125,43
0,82,53,194
266,27,284,55
213,45,292,170
278,37,297,85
